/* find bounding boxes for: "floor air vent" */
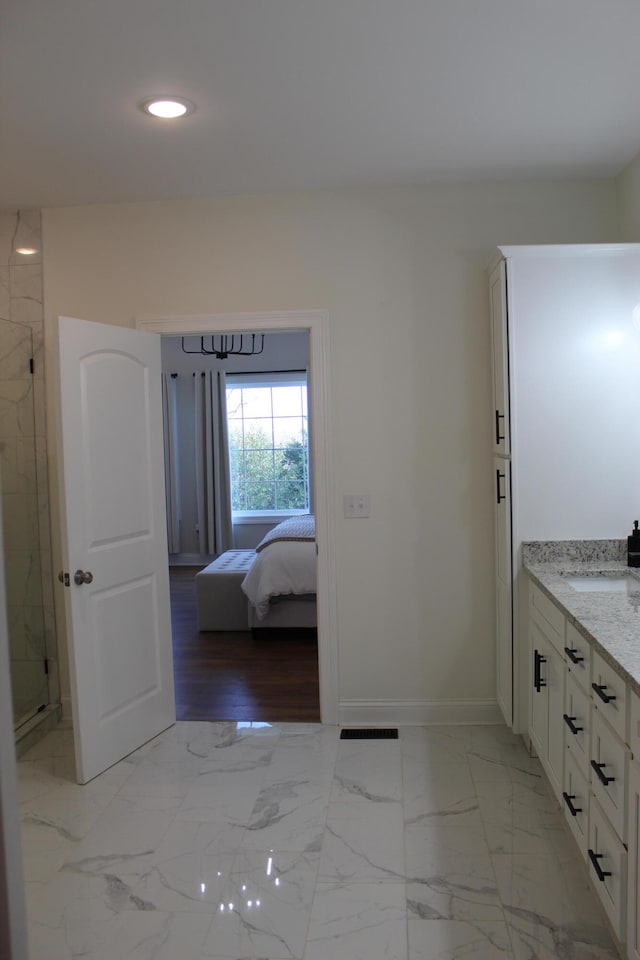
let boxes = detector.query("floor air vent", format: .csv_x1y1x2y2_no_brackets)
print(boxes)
340,728,398,740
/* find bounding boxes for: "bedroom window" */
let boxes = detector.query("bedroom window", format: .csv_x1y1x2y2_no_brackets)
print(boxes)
226,373,310,518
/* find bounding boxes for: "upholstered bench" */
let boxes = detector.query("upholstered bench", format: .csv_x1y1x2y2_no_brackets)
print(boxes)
195,549,256,631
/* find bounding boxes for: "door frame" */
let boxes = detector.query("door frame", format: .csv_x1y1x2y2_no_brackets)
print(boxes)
136,309,338,725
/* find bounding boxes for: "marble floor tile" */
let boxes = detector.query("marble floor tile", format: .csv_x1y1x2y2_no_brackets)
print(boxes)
263,728,339,787
475,777,572,858
304,881,407,960
176,767,268,825
466,746,545,787
319,800,405,882
407,918,514,960
18,722,624,960
202,850,319,958
401,725,475,765
130,819,245,912
403,759,481,828
242,779,330,852
405,825,502,922
115,754,205,799
331,739,403,802
96,910,212,960
493,852,619,960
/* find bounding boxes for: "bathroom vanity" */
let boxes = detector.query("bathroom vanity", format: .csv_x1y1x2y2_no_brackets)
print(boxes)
524,540,640,957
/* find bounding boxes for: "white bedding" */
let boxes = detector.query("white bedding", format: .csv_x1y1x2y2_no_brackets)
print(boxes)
241,539,316,619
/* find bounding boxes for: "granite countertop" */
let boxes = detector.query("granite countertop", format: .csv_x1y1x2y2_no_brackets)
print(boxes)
523,540,640,695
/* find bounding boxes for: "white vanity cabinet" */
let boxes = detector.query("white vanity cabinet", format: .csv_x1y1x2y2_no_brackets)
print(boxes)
527,573,635,945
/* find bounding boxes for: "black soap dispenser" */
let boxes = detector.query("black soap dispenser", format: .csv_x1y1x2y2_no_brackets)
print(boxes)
628,521,640,567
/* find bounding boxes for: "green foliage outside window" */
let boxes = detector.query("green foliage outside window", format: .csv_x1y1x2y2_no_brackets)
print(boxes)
228,424,309,512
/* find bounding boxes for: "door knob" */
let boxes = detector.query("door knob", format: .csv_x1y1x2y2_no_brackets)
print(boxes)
74,569,93,586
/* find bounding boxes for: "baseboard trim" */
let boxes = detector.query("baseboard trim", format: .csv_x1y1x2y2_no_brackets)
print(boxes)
338,699,503,727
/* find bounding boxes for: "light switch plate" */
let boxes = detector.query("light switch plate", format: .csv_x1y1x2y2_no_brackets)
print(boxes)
344,494,370,518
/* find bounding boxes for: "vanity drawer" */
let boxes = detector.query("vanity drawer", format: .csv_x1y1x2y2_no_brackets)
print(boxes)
529,581,565,654
564,621,591,691
590,708,629,842
563,748,589,860
564,670,590,780
589,797,627,941
592,650,628,743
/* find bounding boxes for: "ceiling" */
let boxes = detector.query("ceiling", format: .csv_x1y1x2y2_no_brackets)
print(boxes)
2,0,640,210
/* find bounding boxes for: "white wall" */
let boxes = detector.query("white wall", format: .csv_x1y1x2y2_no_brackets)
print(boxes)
42,181,619,713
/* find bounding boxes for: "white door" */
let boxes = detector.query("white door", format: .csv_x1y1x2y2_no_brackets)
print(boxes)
57,316,175,784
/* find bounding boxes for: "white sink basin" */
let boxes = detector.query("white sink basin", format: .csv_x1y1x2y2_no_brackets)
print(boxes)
564,576,640,593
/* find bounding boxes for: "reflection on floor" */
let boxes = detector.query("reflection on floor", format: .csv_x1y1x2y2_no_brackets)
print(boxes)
19,721,620,959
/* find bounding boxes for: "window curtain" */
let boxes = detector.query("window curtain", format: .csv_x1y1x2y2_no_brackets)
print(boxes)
194,370,233,556
161,373,181,553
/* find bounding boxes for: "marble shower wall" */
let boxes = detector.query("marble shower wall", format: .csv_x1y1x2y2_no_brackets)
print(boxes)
0,210,58,724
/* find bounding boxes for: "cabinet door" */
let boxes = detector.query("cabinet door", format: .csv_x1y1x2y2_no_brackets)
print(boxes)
489,260,510,455
627,759,640,959
530,621,549,763
494,455,512,727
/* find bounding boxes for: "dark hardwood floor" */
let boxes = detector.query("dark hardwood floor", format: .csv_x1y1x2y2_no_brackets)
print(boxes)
169,566,320,722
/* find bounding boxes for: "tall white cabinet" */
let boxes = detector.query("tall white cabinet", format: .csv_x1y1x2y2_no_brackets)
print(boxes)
489,244,640,734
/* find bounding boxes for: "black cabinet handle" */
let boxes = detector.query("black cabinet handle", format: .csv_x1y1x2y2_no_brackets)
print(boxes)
496,469,507,504
564,647,585,665
495,409,505,445
533,650,547,693
591,760,615,787
562,792,582,817
588,849,612,882
563,714,583,735
592,683,616,704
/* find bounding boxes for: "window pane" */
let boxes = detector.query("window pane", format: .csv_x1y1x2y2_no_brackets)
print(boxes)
226,387,244,420
242,419,273,448
246,482,275,511
241,388,273,418
245,448,274,480
272,385,302,417
275,481,307,510
273,417,304,445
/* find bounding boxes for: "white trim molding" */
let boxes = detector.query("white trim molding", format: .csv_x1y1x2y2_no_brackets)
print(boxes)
339,699,503,728
136,309,339,725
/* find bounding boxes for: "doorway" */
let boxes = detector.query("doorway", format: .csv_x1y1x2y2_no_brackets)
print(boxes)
161,328,320,721
136,310,338,725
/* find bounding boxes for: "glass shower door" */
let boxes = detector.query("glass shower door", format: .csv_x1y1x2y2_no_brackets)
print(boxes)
0,317,49,727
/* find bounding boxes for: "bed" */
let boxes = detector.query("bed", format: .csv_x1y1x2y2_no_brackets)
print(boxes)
241,514,317,628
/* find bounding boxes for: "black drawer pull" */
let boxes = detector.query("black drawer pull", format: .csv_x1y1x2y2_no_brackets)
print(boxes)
533,650,547,692
592,682,616,704
588,849,612,882
564,647,585,665
495,409,505,445
591,760,615,787
562,792,582,817
563,714,583,735
496,469,507,504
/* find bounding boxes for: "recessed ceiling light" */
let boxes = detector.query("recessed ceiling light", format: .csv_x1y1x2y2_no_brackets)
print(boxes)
140,96,195,119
